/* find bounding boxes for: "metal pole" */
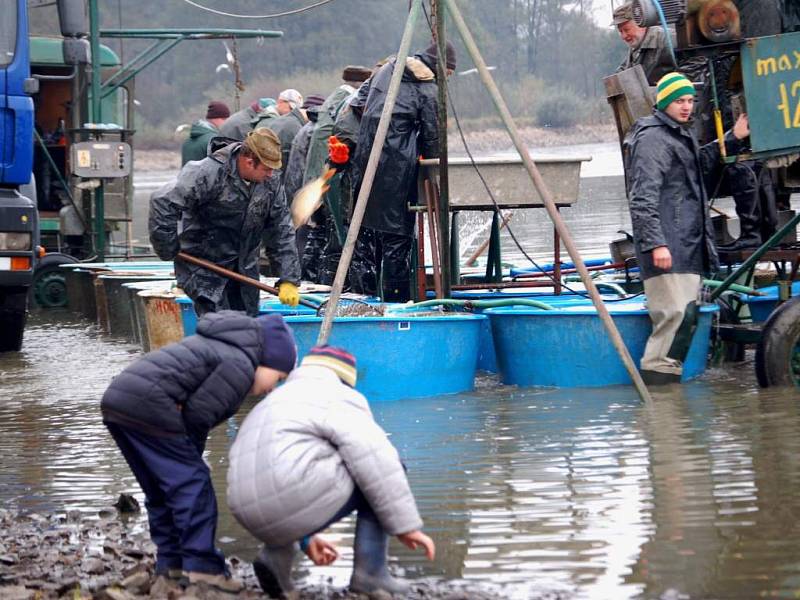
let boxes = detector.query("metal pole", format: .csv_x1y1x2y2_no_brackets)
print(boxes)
89,0,105,261
434,1,452,295
709,211,800,300
101,38,183,98
443,0,652,403
316,0,422,345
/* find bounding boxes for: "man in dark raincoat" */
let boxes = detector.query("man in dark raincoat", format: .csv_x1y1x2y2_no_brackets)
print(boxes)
349,43,453,302
283,94,326,256
300,66,373,283
149,128,301,316
264,89,305,183
625,72,749,384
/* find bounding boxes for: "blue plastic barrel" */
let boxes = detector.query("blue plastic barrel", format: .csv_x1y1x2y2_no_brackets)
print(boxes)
741,281,800,323
486,302,718,387
284,314,485,401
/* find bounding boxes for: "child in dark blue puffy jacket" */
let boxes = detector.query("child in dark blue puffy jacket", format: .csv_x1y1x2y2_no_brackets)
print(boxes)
101,310,296,593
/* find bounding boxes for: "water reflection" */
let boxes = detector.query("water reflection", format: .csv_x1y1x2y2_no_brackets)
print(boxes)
2,312,800,597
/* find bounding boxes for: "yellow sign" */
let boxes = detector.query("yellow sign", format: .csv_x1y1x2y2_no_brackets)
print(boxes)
77,150,91,168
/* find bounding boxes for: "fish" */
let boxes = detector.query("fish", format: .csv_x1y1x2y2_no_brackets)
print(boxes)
291,167,337,228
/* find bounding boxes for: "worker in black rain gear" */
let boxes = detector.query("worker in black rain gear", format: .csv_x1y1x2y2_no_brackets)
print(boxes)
284,95,326,256
149,128,301,316
349,42,453,302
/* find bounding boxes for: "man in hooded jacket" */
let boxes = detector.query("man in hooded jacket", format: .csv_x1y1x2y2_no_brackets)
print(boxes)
348,42,454,302
181,101,230,165
149,128,301,316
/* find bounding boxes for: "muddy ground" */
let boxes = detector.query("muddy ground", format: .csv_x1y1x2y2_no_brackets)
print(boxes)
0,504,565,600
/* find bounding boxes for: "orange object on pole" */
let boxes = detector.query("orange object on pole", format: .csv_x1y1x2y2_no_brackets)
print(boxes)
328,135,350,165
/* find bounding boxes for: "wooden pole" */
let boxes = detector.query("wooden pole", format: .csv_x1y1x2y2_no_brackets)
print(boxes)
317,0,422,345
443,0,652,404
424,180,444,298
176,252,319,310
434,0,452,295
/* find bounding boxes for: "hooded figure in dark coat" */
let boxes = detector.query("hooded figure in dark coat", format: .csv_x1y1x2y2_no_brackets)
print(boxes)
348,42,454,302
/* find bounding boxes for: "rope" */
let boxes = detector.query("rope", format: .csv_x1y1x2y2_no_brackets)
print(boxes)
421,4,642,303
179,0,335,19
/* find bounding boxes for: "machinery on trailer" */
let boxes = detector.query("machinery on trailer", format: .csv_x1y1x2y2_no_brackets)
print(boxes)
605,0,800,387
0,0,281,351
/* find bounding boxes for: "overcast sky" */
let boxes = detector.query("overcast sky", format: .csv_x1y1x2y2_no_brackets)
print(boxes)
593,1,615,29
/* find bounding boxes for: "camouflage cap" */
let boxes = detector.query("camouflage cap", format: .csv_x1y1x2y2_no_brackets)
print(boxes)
244,127,282,170
611,2,634,26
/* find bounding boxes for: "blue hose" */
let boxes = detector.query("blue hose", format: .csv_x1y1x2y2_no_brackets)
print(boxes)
652,0,678,68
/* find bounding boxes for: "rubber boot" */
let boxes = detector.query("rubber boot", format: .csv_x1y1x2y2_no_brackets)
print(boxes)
382,278,411,303
349,513,410,596
719,164,762,251
252,543,296,598
350,229,378,297
301,221,329,283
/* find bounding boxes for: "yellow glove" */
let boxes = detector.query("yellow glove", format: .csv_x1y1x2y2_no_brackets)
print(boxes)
278,282,300,307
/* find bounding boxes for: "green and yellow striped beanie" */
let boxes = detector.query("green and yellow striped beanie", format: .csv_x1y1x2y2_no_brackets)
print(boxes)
656,72,695,111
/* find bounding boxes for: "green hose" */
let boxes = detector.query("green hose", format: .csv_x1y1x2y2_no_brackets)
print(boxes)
703,279,762,296
386,297,556,312
298,294,326,305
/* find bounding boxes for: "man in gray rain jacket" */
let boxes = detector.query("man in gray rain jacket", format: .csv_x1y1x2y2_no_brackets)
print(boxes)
625,72,748,384
149,128,301,316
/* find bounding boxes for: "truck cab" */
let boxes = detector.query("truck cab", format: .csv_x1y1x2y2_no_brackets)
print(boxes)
0,0,38,352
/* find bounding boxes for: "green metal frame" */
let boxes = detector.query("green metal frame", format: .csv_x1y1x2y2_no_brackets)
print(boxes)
710,211,800,300
97,28,282,100
85,0,283,260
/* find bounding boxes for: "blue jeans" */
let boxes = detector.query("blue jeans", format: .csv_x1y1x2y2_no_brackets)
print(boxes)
106,422,226,575
300,487,389,574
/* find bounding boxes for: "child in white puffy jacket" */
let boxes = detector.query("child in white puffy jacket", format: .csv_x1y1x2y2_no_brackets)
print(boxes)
227,344,434,597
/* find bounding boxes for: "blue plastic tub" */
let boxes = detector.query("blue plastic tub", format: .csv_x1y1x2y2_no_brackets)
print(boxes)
177,295,389,337
284,313,485,401
742,281,800,323
486,302,718,387
430,291,635,374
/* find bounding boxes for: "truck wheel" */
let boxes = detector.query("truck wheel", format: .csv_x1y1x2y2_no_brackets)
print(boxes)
0,287,29,352
755,296,800,388
31,253,78,308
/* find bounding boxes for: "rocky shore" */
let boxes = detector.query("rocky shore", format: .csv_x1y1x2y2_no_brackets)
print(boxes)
0,503,556,600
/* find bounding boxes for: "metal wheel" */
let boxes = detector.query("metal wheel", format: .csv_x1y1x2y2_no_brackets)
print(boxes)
32,267,68,308
755,296,800,388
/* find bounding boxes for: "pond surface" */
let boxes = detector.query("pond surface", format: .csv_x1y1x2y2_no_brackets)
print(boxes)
1,310,798,599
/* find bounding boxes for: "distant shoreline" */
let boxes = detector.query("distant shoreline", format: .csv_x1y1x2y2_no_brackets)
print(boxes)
134,123,617,172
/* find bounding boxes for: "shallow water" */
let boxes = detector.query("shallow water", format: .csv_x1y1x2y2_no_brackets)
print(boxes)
1,147,794,598
1,310,799,599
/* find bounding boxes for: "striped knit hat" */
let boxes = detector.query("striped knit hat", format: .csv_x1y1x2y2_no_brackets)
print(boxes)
656,72,696,112
301,345,357,387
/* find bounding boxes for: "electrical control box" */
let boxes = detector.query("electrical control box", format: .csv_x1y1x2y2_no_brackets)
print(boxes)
70,141,132,178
